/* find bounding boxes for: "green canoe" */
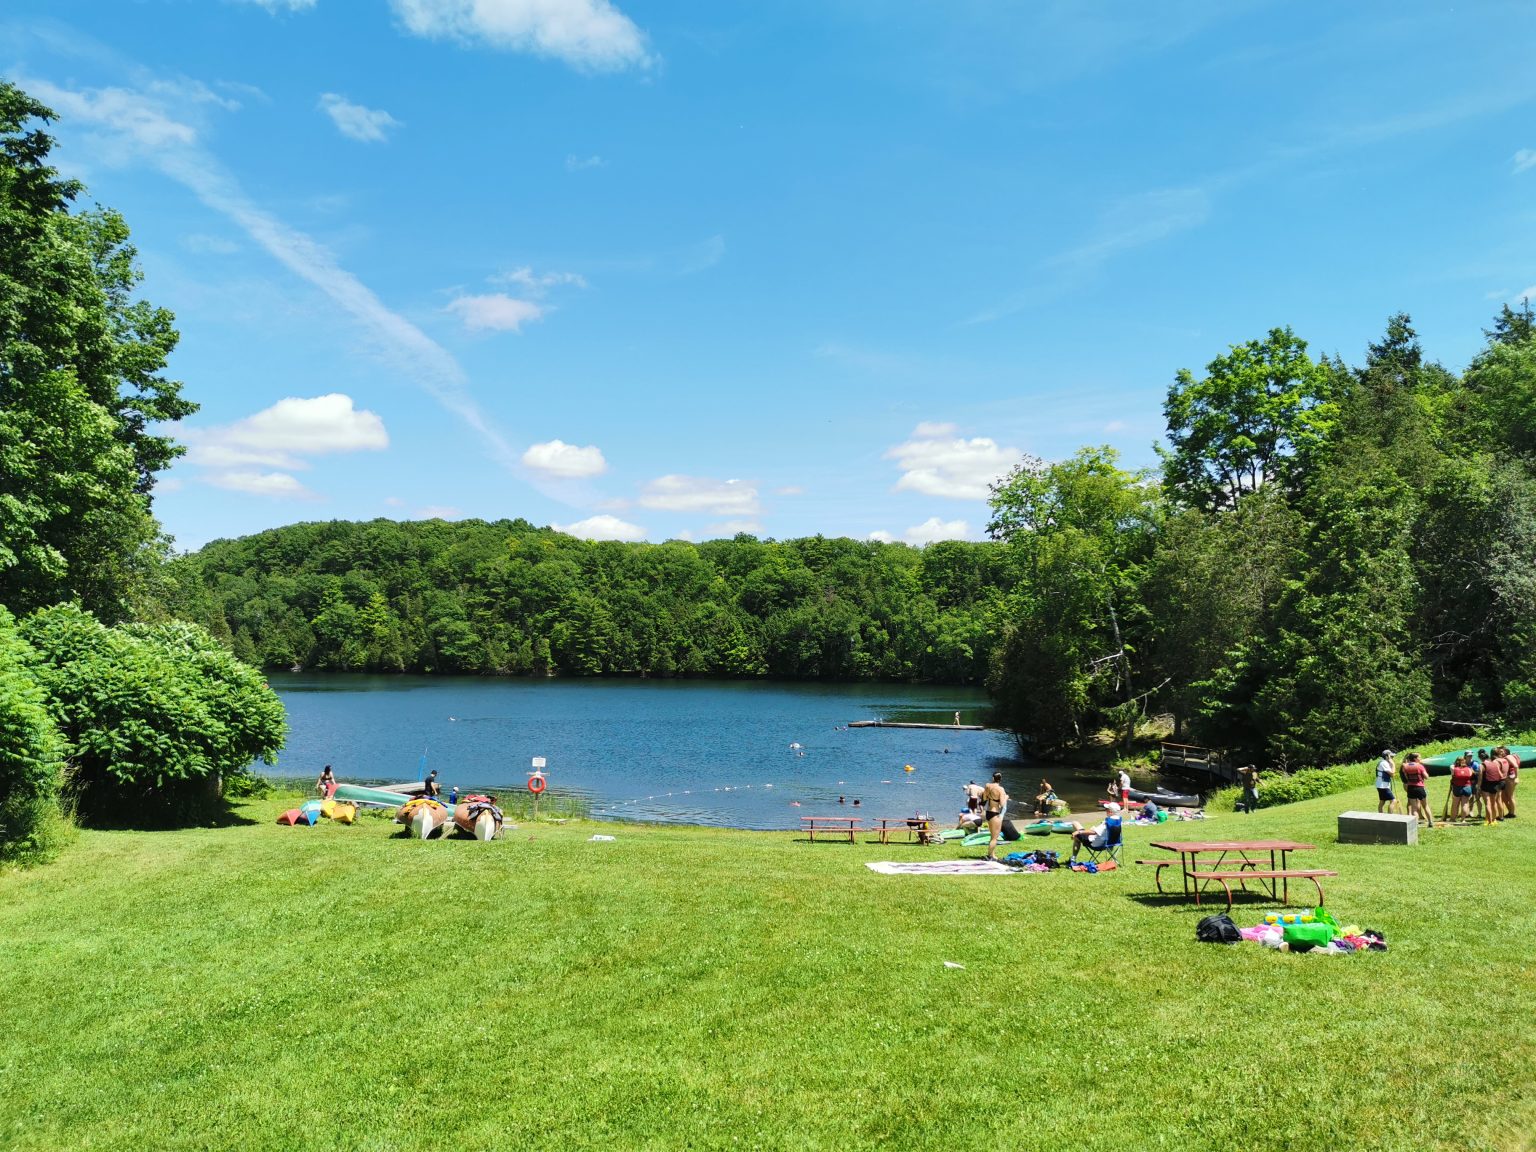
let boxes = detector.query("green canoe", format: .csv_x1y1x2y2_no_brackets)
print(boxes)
332,783,419,808
1420,744,1535,774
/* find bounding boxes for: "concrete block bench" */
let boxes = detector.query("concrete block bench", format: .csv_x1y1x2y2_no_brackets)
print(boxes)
1338,811,1418,845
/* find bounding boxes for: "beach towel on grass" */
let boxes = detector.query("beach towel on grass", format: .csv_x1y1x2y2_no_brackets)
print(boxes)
865,859,1018,875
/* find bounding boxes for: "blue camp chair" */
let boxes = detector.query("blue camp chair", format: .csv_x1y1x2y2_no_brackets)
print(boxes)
1079,817,1122,865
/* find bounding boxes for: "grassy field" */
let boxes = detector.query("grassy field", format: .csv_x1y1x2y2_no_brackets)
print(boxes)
2,787,1533,1151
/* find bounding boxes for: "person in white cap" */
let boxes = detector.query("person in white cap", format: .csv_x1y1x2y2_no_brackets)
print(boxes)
1375,750,1399,814
1068,803,1120,860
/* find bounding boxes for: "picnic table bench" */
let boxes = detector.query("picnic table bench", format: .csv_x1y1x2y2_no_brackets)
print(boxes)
1143,840,1337,909
800,816,861,843
871,817,939,845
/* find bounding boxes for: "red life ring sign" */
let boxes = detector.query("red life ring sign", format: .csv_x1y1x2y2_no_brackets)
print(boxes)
528,772,547,795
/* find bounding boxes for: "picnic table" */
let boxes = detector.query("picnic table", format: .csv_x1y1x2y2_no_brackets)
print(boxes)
1141,839,1336,910
800,816,861,843
871,816,938,845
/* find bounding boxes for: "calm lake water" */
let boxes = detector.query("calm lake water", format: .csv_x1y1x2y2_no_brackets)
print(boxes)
263,675,1119,830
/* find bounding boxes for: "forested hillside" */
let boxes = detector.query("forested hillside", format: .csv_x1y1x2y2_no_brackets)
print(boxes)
157,522,1006,683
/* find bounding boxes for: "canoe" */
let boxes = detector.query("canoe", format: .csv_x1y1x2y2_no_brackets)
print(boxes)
277,808,304,826
1127,787,1202,808
333,783,417,808
320,799,357,824
396,797,450,839
1024,822,1054,836
1421,744,1536,774
453,796,503,841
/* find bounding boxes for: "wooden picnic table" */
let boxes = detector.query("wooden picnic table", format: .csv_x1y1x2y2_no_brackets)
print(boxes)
1143,839,1336,910
800,816,861,843
871,816,938,845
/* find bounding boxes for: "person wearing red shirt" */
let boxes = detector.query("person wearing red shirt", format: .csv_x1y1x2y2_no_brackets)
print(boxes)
1478,750,1507,825
1497,746,1519,821
1399,753,1433,828
1449,755,1476,822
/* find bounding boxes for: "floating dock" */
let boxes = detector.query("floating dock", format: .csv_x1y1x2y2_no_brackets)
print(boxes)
847,721,986,730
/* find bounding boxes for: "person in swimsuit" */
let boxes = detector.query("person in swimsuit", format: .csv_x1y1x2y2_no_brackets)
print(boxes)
315,764,336,797
1033,779,1058,818
1399,753,1433,827
981,772,1008,861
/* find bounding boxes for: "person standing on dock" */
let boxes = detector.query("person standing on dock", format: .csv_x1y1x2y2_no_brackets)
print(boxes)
981,772,1008,862
954,711,961,727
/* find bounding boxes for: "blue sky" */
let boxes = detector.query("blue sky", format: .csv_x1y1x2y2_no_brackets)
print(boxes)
5,1,1536,550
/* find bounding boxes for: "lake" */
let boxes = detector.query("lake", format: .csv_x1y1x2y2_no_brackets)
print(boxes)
264,675,1120,829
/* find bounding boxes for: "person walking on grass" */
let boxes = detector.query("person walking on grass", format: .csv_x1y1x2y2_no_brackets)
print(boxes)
1376,750,1399,814
1399,753,1433,827
981,772,1008,862
1501,747,1519,819
1236,765,1260,814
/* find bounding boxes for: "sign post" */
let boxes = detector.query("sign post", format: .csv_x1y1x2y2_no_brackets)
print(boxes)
529,757,547,821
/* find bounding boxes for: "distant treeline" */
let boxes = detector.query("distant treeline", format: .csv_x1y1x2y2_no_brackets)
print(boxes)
156,524,1006,683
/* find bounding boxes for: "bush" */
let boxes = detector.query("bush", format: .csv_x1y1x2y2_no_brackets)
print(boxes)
19,604,287,826
0,608,66,864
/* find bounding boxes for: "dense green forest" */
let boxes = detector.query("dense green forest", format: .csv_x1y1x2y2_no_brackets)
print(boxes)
156,306,1536,775
156,523,1006,684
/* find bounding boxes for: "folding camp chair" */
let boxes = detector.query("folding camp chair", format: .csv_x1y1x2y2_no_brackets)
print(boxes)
1079,817,1122,865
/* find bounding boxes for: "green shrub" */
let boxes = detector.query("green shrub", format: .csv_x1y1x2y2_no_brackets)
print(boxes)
19,604,287,826
0,608,66,864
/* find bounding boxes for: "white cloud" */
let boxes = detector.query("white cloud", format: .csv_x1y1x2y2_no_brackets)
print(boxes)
554,514,646,541
884,425,1020,501
522,439,607,478
445,293,545,332
867,530,896,544
775,486,805,497
1104,419,1127,433
206,470,313,498
389,0,654,71
494,266,587,295
566,154,605,171
182,394,388,470
318,94,401,143
384,496,406,507
233,0,317,11
902,517,970,544
1514,148,1536,174
413,505,461,520
709,519,763,536
638,476,760,515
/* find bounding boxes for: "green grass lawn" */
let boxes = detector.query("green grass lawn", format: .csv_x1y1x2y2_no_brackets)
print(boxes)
2,789,1533,1151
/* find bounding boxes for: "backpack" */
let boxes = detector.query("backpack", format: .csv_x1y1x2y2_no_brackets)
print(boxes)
1196,913,1241,944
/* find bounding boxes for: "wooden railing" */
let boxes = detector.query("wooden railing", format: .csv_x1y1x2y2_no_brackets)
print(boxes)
1160,742,1239,783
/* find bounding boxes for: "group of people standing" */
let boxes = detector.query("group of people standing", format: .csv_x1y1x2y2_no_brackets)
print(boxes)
1376,747,1520,827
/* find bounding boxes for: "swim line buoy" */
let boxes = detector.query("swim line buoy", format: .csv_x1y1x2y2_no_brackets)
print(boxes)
528,773,547,795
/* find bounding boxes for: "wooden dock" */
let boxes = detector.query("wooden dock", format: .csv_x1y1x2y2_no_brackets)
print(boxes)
847,721,986,730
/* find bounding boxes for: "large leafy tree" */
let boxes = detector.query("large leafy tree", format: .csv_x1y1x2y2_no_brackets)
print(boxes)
0,81,195,619
1162,326,1337,509
986,447,1160,751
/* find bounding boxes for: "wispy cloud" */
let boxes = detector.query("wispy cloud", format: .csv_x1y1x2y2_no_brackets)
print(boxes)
206,470,315,499
554,514,647,541
25,76,527,478
494,266,588,294
445,293,545,332
231,0,317,11
318,93,400,143
566,153,605,171
389,0,655,72
1515,148,1536,174
523,439,607,478
638,476,760,515
884,424,1019,500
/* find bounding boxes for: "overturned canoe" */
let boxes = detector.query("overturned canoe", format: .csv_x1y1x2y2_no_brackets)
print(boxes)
453,796,504,841
320,799,358,824
396,797,450,839
333,783,417,808
1126,787,1202,808
1421,744,1536,774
